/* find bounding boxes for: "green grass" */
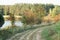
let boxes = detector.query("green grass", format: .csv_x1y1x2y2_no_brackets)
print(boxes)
0,26,24,40
0,22,55,40
41,21,60,40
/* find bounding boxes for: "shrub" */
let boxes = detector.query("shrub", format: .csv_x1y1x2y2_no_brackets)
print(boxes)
21,10,41,25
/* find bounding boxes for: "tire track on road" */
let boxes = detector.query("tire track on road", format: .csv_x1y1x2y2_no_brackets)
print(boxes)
19,28,40,40
7,24,54,40
25,26,50,40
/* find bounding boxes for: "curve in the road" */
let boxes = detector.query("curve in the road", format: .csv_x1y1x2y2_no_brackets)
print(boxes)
7,24,53,40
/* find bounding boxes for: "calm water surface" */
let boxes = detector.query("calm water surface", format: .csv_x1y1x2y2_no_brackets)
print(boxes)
1,20,23,28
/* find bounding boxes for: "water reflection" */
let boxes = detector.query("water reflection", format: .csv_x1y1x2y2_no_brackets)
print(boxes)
1,20,23,28
14,21,23,27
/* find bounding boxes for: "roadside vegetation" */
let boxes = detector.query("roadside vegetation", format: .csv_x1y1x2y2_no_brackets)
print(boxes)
41,21,60,40
0,26,35,40
0,4,60,40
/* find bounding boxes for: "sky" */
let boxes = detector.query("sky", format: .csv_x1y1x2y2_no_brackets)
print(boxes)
0,0,60,5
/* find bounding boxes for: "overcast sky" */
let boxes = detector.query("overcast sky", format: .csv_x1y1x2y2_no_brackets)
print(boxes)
0,0,60,5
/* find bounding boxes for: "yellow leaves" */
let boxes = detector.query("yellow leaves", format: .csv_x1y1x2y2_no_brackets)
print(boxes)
22,10,38,24
49,6,57,17
24,10,36,19
43,14,60,23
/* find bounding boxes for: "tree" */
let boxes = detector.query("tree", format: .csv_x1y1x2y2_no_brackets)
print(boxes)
45,4,55,13
0,14,4,27
33,4,46,23
9,6,15,27
4,6,9,15
22,9,38,24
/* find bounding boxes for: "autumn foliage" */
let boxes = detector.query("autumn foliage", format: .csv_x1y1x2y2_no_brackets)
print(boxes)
43,14,60,23
22,10,39,24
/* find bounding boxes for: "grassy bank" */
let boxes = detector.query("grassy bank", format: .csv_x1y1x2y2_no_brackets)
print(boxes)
0,22,53,40
0,24,41,40
41,21,60,40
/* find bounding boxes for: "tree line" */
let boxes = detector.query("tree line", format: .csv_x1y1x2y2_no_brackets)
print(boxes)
0,4,55,15
0,4,60,24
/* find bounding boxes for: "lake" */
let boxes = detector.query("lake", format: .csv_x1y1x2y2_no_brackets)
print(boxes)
1,20,23,28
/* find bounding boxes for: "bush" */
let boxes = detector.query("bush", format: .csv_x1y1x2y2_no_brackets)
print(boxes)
21,10,42,25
